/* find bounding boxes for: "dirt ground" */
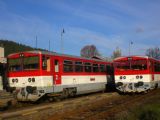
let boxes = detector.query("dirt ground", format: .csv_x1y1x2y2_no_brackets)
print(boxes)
48,89,160,120
1,89,160,120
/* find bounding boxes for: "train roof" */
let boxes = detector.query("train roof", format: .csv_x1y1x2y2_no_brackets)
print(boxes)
8,50,109,63
114,55,159,62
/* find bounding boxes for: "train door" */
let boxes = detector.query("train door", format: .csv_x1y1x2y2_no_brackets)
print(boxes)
149,60,154,81
53,59,61,85
0,64,4,90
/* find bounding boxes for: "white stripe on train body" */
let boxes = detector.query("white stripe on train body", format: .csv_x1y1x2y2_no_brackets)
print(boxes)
115,74,160,93
8,75,107,101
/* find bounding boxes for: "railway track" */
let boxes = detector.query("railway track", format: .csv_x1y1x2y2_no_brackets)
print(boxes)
0,92,118,120
48,89,160,120
0,89,159,120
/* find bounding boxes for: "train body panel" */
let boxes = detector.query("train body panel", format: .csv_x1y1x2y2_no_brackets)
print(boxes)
9,75,107,101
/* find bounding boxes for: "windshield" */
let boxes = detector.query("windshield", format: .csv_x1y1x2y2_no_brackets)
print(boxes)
8,56,39,71
115,60,147,70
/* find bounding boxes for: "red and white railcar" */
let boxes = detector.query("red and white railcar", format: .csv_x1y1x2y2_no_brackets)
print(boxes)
7,51,112,101
114,56,160,93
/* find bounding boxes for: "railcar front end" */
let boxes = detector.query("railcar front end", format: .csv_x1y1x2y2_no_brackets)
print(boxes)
114,56,159,93
7,52,54,101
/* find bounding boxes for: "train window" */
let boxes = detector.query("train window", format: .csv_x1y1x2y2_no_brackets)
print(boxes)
100,64,106,72
84,62,92,72
93,64,99,72
75,61,83,72
55,60,59,72
47,57,51,72
42,56,47,70
115,60,147,70
131,60,147,70
106,65,111,73
42,56,50,71
23,56,39,70
8,58,21,71
154,62,160,72
63,60,73,72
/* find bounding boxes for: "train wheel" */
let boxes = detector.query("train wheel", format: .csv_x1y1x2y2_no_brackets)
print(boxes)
48,97,54,102
62,89,69,99
68,88,77,97
53,97,61,102
155,83,158,89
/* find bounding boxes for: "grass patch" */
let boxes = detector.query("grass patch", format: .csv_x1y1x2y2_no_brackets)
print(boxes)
115,103,160,120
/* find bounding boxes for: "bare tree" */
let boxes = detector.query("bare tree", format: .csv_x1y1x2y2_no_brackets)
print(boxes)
80,45,101,58
146,47,160,59
111,47,122,59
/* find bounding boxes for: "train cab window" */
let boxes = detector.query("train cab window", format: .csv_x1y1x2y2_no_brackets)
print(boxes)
63,60,73,72
42,56,50,71
84,62,92,72
100,64,106,72
55,60,59,72
154,62,160,72
23,56,39,70
75,61,83,72
131,60,147,70
93,64,99,72
8,58,21,71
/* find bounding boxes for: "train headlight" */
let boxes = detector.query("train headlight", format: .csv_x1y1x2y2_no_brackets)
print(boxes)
140,76,143,79
136,76,139,79
123,76,126,79
32,78,35,82
28,78,31,82
12,79,15,83
15,79,18,83
120,76,122,79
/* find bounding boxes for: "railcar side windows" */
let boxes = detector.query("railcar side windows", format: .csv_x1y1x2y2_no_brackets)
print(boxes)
75,61,83,72
100,64,105,72
106,65,111,72
63,60,73,72
93,64,99,72
84,62,92,72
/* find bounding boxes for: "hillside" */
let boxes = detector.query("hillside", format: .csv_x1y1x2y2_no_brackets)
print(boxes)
0,40,45,57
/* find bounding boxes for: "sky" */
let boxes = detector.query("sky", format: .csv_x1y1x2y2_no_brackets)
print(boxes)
0,0,160,57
